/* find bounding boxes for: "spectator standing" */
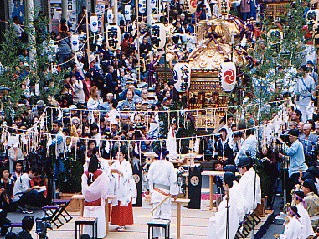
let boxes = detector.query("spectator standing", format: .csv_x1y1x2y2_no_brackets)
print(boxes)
299,123,318,166
294,66,316,122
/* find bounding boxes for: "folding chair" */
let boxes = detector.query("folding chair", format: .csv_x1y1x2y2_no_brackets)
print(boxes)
42,199,72,228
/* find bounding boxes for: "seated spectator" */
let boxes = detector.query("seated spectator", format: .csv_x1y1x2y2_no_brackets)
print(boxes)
0,166,16,212
11,161,23,182
13,167,47,213
17,216,34,239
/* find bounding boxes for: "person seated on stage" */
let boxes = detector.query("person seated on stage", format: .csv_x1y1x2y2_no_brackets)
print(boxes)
301,179,319,228
12,166,47,214
82,155,111,238
277,206,302,239
293,191,315,238
17,216,34,239
0,166,16,213
110,149,136,231
207,172,244,239
148,147,179,239
237,156,261,216
214,128,235,165
11,161,23,182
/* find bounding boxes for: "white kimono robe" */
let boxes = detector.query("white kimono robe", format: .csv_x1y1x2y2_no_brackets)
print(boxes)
81,170,110,238
280,216,303,239
296,203,315,238
207,181,245,239
148,160,179,237
111,160,136,206
238,168,261,215
166,127,177,160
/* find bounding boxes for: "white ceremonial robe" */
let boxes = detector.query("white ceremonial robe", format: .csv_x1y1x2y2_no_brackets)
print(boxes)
100,159,116,195
167,127,178,160
111,160,136,206
148,160,179,238
280,217,303,239
81,170,110,238
207,181,245,239
238,168,261,215
296,203,315,238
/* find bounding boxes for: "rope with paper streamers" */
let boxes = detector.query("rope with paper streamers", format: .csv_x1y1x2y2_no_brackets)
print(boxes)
44,98,288,114
1,100,289,143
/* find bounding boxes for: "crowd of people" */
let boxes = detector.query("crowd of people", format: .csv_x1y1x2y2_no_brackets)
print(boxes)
0,0,319,238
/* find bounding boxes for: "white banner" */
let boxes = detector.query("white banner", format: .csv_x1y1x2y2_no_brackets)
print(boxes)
173,63,191,92
220,62,236,92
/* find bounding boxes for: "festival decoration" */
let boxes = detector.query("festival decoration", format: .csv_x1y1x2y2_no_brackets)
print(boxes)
173,63,191,92
125,5,131,21
187,0,198,14
151,0,157,9
306,10,319,22
151,23,166,49
220,62,236,92
70,34,79,52
107,9,113,24
90,15,99,33
105,24,121,51
139,0,147,14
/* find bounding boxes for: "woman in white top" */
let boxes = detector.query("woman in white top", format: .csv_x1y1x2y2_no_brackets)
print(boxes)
87,86,102,109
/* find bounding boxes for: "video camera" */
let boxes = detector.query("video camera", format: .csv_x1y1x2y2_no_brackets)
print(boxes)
36,217,51,239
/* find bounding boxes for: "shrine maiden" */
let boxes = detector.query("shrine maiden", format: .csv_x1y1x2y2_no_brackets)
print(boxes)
110,149,136,231
81,156,111,238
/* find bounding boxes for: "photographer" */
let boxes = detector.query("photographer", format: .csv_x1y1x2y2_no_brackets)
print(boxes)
277,129,308,203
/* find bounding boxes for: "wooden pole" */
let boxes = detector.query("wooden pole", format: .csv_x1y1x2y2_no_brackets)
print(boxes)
85,9,91,64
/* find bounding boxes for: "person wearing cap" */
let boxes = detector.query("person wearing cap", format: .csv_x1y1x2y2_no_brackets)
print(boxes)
82,155,112,238
277,206,302,239
148,147,179,238
293,191,315,238
118,79,142,101
207,172,244,239
301,179,319,227
237,156,261,215
294,65,316,123
278,129,308,203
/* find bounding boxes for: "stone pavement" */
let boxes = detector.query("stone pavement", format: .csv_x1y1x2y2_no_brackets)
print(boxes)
2,200,212,239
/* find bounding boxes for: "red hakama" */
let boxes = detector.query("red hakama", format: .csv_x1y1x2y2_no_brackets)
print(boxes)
110,201,133,226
